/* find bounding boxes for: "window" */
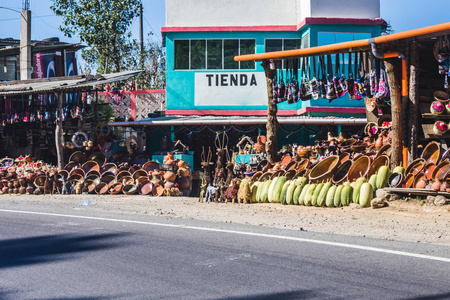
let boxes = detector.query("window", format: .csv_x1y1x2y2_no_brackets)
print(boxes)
318,32,372,46
265,38,301,68
173,39,256,70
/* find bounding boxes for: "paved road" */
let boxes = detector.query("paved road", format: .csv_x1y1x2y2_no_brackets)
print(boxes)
0,206,449,300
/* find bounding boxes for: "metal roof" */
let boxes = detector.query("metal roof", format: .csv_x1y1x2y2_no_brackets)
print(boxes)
109,114,367,126
0,70,141,96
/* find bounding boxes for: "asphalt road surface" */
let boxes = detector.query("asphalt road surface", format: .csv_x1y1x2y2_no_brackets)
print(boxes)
0,206,449,300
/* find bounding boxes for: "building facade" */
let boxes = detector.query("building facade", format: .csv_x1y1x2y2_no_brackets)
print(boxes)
162,0,385,117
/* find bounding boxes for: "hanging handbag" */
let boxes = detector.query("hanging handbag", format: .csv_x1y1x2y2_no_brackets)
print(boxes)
326,55,337,102
356,52,367,98
347,53,355,99
272,71,278,104
286,60,293,104
290,59,300,104
300,57,312,101
277,69,286,103
338,53,348,96
310,56,319,100
318,56,327,99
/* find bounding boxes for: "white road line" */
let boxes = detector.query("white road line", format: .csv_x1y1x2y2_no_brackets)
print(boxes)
1,208,449,263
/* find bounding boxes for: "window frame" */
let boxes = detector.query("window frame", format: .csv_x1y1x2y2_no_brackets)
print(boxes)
173,38,256,71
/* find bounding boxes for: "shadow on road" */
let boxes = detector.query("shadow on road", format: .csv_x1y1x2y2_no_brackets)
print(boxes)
0,233,127,269
405,293,450,300
216,289,319,300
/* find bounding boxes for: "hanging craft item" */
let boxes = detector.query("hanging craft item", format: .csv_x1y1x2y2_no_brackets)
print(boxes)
348,53,355,100
290,59,299,103
434,121,448,135
98,135,115,152
126,135,141,154
431,101,445,115
310,56,319,100
300,57,312,101
377,114,392,129
325,55,337,102
338,53,348,96
71,131,89,149
333,54,344,98
318,56,327,99
376,68,390,100
277,68,286,104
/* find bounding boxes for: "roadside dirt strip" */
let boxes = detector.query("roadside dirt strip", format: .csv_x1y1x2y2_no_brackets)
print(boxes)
0,194,449,245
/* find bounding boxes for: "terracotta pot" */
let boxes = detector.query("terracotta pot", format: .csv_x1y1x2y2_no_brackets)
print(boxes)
19,186,26,194
176,177,190,190
432,178,442,191
151,175,163,186
421,141,442,165
13,187,19,194
152,184,164,197
388,172,403,188
416,178,428,189
332,160,353,185
308,155,340,183
347,155,371,182
2,186,8,194
164,181,175,189
26,186,34,194
19,178,27,187
405,158,426,176
178,168,190,177
177,158,187,168
164,170,177,181
440,180,450,192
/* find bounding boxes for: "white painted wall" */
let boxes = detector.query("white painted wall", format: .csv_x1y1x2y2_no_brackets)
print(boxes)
165,0,380,27
166,0,298,27
309,0,380,19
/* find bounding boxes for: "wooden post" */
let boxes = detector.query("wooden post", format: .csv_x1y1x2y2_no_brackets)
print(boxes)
408,40,419,164
55,92,64,170
385,59,402,169
261,60,278,163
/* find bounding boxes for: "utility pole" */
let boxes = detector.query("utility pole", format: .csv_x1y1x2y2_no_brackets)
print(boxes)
139,2,144,71
20,0,32,80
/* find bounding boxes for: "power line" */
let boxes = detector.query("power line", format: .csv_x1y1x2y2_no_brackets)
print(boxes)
0,14,57,22
143,15,161,43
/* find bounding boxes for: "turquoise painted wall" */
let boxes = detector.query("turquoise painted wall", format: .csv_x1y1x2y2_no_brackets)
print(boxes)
165,23,383,112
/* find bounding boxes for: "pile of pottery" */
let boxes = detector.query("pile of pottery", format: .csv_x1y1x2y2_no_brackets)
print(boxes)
401,141,450,191
60,150,191,196
0,156,58,195
0,151,192,196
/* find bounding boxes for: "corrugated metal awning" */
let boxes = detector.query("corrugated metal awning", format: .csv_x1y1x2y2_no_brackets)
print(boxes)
109,115,367,126
0,70,141,96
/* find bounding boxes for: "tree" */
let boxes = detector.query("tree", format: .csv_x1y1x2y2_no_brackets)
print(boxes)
122,35,166,90
51,0,140,74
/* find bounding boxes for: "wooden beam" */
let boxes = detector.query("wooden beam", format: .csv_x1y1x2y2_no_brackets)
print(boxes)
408,40,419,164
385,59,403,168
55,92,64,170
261,60,278,163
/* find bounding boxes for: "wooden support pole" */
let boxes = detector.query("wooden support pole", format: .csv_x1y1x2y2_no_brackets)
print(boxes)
408,40,419,164
261,60,278,163
55,92,64,170
385,59,403,168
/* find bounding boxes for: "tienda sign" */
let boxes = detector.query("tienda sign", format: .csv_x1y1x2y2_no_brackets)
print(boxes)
34,53,44,78
195,72,266,106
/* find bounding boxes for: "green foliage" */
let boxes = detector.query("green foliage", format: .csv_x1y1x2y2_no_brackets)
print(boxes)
51,0,141,74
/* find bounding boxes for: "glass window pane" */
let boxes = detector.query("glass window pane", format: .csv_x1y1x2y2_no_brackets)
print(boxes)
354,33,372,40
224,39,239,69
207,39,223,69
318,32,336,46
240,39,255,69
284,39,301,50
336,33,354,43
190,40,206,69
265,39,282,52
174,40,189,70
301,34,309,49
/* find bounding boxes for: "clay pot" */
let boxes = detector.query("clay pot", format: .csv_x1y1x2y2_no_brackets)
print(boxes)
164,170,177,181
151,175,164,186
178,168,190,177
143,161,160,173
26,185,34,194
388,172,404,188
308,155,340,183
7,181,13,188
13,187,19,194
164,152,175,165
440,180,450,192
19,178,27,187
416,177,428,189
164,181,175,189
123,183,137,195
177,158,187,168
432,178,442,191
19,186,26,194
2,186,8,194
152,184,164,197
347,155,371,182
332,160,353,185
176,176,190,190
421,141,442,165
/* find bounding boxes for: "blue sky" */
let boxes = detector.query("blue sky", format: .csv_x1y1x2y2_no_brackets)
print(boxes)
0,0,449,52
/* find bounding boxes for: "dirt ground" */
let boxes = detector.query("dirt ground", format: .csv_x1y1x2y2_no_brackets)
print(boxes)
1,193,449,246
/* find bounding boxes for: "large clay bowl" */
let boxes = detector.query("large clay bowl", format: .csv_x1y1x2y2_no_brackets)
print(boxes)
81,160,100,174
85,178,100,194
332,160,353,185
413,172,427,188
67,173,83,183
123,183,137,195
432,160,450,180
121,176,134,185
132,169,148,181
88,152,106,167
402,173,415,188
69,168,85,179
270,170,285,179
250,171,263,184
130,153,150,167
64,161,79,173
421,141,442,165
256,159,269,172
95,182,109,194
109,182,123,195
308,155,339,183
86,169,101,178
258,172,273,182
101,163,118,175
423,163,437,180
295,159,309,172
405,158,426,176
138,179,153,195
347,155,371,182
339,139,356,148
108,150,130,165
367,155,390,179
128,164,142,174
143,161,160,173
440,148,450,162
101,174,116,186
152,184,164,197
117,170,132,182
338,152,350,164
69,151,86,165
285,169,297,180
280,154,291,167
388,172,404,188
58,170,69,181
375,144,392,159
34,175,46,189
